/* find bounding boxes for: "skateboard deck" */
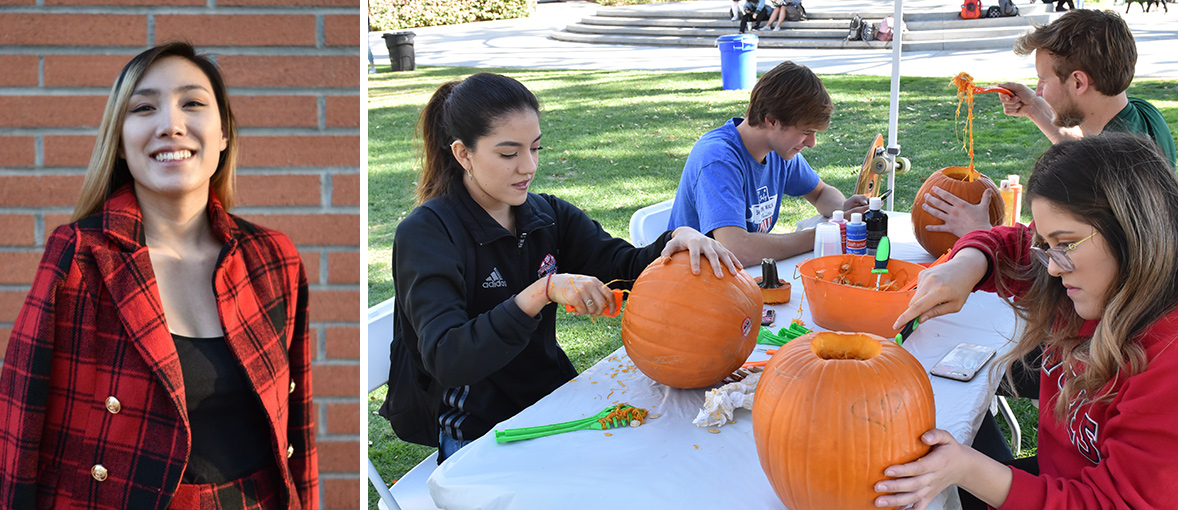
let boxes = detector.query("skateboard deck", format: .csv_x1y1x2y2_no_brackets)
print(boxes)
854,134,885,197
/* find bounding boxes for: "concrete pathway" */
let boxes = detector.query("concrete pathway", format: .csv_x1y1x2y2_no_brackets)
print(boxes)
369,0,1177,79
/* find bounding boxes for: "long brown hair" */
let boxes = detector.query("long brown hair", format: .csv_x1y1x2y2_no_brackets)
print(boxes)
415,73,540,205
72,42,238,221
994,132,1178,419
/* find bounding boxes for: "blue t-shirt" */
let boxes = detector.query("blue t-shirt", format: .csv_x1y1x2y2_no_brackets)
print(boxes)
669,117,820,234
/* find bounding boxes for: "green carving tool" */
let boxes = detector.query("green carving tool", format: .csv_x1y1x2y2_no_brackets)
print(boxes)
873,236,891,289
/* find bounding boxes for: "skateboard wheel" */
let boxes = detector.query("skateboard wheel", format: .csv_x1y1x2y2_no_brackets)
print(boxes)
895,157,911,175
870,156,890,175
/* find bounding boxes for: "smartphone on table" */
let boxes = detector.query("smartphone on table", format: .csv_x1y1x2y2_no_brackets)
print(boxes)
930,343,996,382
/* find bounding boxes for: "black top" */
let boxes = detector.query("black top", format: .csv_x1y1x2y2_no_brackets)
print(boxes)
173,334,273,484
389,182,673,442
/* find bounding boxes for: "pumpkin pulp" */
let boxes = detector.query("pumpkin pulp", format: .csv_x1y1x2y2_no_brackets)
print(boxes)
810,332,882,360
951,72,980,178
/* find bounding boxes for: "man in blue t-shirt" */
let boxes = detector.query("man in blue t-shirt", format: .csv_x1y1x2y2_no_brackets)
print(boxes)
668,61,868,266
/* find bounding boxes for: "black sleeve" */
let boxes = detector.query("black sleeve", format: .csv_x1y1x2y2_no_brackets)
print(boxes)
392,209,541,388
542,194,671,289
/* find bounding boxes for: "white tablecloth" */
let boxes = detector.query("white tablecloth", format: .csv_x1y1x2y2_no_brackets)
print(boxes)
429,212,1019,510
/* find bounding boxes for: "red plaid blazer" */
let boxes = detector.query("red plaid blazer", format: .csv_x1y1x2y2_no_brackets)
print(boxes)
0,186,317,509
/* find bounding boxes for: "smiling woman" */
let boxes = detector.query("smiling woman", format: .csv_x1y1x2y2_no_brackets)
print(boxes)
0,43,316,509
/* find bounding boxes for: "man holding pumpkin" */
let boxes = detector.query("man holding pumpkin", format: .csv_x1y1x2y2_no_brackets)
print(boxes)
667,60,869,267
924,9,1176,238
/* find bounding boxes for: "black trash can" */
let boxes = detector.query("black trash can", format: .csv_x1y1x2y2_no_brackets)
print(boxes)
382,31,416,72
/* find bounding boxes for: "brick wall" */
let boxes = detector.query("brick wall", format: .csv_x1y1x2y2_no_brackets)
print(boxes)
0,4,362,509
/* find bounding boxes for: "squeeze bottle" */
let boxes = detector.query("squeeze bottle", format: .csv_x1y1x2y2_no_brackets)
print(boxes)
830,210,848,253
846,213,867,255
864,196,888,256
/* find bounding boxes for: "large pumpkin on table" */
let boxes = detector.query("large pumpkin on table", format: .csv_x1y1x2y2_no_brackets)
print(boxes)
912,166,1005,257
620,251,762,389
752,331,936,510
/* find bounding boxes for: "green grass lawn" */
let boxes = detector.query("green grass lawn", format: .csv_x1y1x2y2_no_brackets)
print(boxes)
367,66,1178,507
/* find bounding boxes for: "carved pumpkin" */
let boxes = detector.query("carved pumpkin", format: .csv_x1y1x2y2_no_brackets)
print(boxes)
911,166,1005,257
752,331,936,510
621,251,762,389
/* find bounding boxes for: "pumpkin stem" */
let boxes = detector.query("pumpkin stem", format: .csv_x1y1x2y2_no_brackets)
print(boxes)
759,259,784,289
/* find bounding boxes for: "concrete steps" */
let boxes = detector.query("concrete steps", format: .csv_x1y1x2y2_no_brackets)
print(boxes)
551,2,1061,51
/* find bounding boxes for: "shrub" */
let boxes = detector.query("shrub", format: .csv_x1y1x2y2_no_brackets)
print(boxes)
370,0,536,30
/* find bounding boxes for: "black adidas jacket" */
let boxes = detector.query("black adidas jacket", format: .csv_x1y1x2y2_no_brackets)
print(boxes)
388,183,672,444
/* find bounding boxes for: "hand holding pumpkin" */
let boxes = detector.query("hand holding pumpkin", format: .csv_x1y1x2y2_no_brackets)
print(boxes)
874,428,1013,509
663,227,742,277
921,186,995,237
892,248,989,330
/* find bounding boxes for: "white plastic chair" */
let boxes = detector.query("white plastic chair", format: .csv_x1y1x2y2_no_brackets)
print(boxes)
367,298,442,510
628,198,675,247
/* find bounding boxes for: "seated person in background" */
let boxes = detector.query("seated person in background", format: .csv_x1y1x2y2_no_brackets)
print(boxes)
730,0,746,21
923,9,1176,238
740,0,771,32
668,61,868,267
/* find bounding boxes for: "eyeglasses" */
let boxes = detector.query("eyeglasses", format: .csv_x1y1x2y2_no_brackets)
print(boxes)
1030,231,1098,272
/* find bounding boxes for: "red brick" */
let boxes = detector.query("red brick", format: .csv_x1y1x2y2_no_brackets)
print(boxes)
44,214,73,234
0,55,37,86
238,136,361,168
298,251,321,284
0,328,10,361
0,137,35,167
0,176,85,207
0,0,34,5
219,56,359,89
325,326,359,359
44,55,128,87
2,290,27,323
237,174,322,207
0,215,35,246
317,439,360,473
325,96,360,129
238,214,359,246
155,15,315,47
325,402,360,435
322,477,362,510
48,0,203,5
0,252,42,285
309,289,359,322
327,251,359,284
331,173,360,207
0,14,145,46
311,363,359,398
44,135,98,167
232,95,318,128
0,97,105,128
324,15,361,47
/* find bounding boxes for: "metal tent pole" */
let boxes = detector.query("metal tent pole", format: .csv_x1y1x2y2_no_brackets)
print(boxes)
886,0,904,212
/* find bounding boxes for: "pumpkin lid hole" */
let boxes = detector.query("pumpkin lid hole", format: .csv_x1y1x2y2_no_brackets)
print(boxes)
810,332,883,361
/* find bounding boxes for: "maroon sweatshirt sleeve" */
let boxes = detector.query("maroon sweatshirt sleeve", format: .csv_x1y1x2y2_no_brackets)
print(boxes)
949,224,1035,299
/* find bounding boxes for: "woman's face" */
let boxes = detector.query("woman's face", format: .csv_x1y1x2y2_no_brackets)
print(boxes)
1031,198,1118,321
455,109,541,211
121,56,227,204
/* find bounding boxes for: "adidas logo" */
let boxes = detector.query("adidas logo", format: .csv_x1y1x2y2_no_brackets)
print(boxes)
482,267,508,289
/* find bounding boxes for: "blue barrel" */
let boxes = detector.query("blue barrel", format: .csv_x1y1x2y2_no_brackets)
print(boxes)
716,34,758,90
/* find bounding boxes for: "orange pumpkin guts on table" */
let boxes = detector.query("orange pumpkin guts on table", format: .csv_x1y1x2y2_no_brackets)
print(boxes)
620,251,762,389
752,331,936,510
911,72,1005,257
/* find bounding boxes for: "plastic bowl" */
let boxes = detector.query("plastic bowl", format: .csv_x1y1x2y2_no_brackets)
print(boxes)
795,254,922,337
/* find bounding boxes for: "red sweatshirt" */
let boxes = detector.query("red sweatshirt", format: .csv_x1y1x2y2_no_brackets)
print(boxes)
952,225,1178,509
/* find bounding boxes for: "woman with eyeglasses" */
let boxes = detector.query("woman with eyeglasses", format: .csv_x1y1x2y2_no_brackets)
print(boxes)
874,132,1178,510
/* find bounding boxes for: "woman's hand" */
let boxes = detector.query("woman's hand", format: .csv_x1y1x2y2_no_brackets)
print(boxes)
662,227,742,277
892,248,988,330
546,273,617,317
873,430,972,509
921,186,995,237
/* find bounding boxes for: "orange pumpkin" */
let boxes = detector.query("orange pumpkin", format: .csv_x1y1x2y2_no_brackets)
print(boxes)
621,251,762,389
752,331,936,510
911,166,1005,257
